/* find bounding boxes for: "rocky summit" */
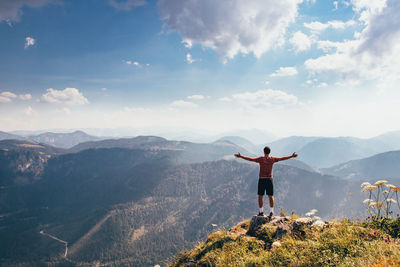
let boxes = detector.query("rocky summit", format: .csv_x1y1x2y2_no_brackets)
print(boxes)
170,215,400,266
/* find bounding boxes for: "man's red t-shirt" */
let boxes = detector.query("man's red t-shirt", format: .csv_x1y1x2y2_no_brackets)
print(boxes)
255,156,282,178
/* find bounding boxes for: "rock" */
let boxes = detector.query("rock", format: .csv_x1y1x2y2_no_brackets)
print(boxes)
275,223,291,239
294,217,313,225
270,216,286,224
292,217,313,238
312,220,326,228
247,215,269,236
184,260,197,267
271,241,281,248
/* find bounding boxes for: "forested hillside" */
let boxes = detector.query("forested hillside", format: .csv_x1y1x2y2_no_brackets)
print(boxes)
0,142,374,266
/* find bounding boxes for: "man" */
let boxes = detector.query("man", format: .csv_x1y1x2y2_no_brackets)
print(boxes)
235,146,298,217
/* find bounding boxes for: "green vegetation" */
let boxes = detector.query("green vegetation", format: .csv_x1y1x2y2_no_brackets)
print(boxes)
170,217,400,266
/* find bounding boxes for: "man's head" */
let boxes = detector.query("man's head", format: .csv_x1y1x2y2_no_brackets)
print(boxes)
264,146,271,156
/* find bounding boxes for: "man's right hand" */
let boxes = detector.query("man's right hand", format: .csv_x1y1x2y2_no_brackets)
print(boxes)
292,152,298,158
234,153,241,158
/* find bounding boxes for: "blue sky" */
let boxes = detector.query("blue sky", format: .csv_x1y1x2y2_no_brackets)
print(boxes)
1,0,400,138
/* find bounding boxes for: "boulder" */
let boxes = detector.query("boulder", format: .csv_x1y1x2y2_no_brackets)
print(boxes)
270,216,290,225
247,215,269,236
292,217,313,238
294,217,313,225
184,260,197,267
275,223,291,239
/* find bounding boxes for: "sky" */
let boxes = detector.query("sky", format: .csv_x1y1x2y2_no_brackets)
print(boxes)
1,0,400,139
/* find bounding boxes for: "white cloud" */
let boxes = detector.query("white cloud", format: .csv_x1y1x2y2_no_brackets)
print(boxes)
0,0,53,22
0,96,12,103
55,107,71,115
351,0,387,23
24,37,35,49
290,31,313,52
185,53,196,64
333,1,339,10
304,20,356,33
305,0,400,83
316,40,347,52
0,91,31,102
270,67,298,77
232,89,298,109
0,91,16,102
170,100,198,108
318,82,328,87
187,94,204,100
41,88,89,105
1,91,17,98
158,0,303,61
219,97,232,102
19,93,32,100
108,0,147,11
24,106,37,116
124,60,148,67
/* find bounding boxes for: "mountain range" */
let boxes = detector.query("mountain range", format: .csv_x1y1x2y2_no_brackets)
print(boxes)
1,134,399,266
1,130,400,265
0,130,101,149
266,132,400,168
322,150,400,180
3,129,400,169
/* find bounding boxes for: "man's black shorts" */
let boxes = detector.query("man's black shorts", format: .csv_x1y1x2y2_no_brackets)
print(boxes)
258,178,273,196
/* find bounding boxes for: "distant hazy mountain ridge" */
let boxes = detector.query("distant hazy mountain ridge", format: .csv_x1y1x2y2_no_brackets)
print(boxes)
29,130,100,149
322,150,400,180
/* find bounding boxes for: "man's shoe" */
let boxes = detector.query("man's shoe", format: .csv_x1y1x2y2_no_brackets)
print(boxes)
268,212,273,218
258,212,264,216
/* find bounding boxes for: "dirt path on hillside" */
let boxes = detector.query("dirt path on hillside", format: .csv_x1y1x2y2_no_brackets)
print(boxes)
39,230,68,257
68,210,117,256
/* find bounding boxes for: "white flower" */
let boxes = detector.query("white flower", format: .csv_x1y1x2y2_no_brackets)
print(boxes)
361,182,371,188
387,184,396,189
305,209,318,217
383,190,389,194
313,216,321,220
271,241,281,248
369,201,376,207
365,185,377,191
387,198,397,204
374,180,388,186
363,199,372,204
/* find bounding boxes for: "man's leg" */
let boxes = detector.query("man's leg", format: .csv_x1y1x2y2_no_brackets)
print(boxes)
257,179,265,216
257,195,264,216
268,195,274,208
258,195,263,208
268,195,274,216
266,178,274,217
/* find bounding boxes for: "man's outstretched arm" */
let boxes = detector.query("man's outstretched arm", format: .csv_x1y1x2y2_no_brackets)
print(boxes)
234,152,258,162
278,152,298,161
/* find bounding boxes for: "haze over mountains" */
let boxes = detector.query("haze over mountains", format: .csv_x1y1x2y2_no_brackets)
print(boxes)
1,130,400,265
3,129,400,169
322,150,400,180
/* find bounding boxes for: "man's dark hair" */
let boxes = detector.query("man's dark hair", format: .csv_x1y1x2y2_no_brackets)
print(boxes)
264,146,271,155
